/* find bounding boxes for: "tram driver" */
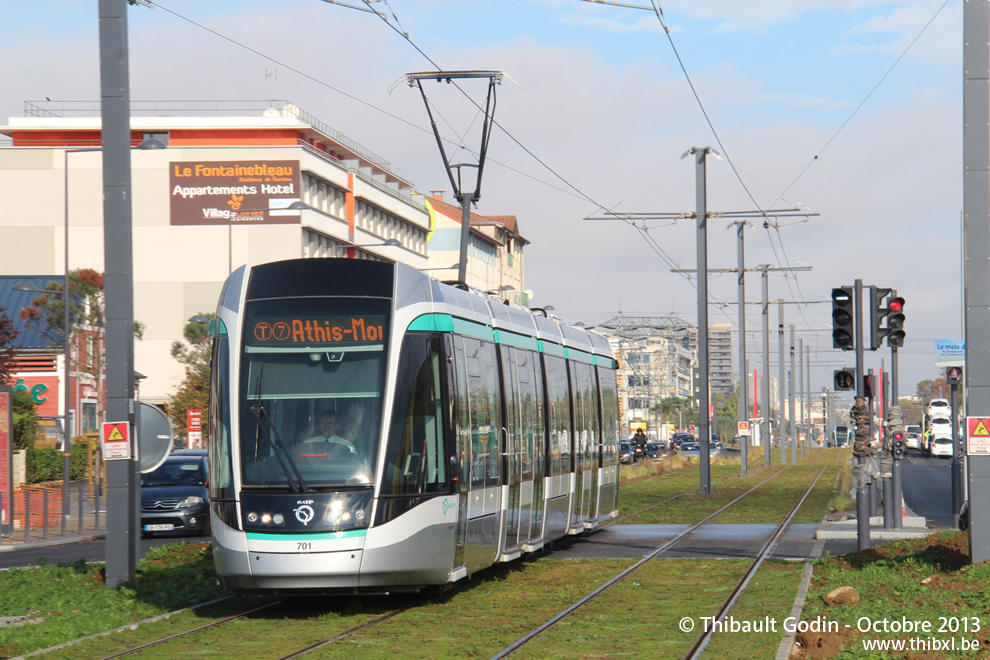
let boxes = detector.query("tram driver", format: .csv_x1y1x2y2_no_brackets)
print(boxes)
305,410,358,456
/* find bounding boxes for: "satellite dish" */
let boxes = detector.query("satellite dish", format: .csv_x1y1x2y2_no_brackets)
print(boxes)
139,402,173,474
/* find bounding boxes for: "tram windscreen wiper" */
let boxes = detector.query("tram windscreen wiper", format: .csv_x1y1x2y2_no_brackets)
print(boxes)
250,403,311,493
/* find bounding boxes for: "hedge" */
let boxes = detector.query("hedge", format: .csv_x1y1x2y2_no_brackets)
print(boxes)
25,440,92,484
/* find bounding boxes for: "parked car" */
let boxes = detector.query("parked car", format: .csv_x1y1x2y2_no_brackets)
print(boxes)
619,441,635,464
140,450,210,538
645,442,664,459
927,398,951,420
929,437,954,458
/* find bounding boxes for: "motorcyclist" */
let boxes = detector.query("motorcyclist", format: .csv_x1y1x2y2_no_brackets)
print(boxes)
633,429,648,462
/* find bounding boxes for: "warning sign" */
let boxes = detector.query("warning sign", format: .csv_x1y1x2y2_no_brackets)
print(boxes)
948,367,963,384
737,421,750,435
967,417,990,455
102,421,131,460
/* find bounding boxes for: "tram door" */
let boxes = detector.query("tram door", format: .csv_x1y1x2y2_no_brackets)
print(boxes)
518,350,546,544
500,348,522,553
571,362,596,525
452,336,502,573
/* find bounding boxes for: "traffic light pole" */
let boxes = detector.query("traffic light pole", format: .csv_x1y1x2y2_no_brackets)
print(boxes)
854,279,872,550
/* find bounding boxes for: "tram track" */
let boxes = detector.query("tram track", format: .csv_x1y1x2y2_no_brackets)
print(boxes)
490,456,830,659
95,600,282,660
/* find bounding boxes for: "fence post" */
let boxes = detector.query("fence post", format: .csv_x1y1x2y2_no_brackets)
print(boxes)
77,482,83,534
61,485,67,536
42,489,49,540
24,489,31,542
95,488,100,530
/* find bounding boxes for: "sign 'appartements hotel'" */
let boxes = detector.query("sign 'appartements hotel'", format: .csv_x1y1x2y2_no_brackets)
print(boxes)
169,160,302,226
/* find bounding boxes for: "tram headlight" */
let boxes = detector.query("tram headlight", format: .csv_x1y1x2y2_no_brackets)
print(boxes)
273,513,284,525
247,512,259,523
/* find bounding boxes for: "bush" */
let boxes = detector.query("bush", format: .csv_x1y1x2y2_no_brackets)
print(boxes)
25,441,91,484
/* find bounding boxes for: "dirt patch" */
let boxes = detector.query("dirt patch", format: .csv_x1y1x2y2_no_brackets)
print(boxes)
791,627,853,659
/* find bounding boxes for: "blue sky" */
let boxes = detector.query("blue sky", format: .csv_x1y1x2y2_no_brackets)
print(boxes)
0,0,965,395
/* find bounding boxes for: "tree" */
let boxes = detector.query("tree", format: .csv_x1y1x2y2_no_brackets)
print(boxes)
917,376,949,403
18,269,144,434
12,390,38,450
898,397,923,426
0,305,17,384
167,313,212,440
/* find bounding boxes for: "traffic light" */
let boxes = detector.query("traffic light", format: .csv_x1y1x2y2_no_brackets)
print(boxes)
893,430,905,459
834,368,855,391
886,296,905,347
870,286,892,350
831,287,854,350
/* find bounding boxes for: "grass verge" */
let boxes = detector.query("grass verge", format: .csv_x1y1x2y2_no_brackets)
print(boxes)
0,542,226,658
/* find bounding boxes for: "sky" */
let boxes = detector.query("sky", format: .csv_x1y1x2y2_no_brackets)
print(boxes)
0,0,966,403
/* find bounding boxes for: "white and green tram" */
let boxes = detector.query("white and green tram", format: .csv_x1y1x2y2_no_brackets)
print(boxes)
206,258,620,593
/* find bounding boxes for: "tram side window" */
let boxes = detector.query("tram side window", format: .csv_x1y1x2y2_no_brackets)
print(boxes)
597,365,619,466
381,333,447,496
208,336,234,501
544,354,571,475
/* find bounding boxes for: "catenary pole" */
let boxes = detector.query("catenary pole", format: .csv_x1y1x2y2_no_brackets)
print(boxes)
100,0,139,586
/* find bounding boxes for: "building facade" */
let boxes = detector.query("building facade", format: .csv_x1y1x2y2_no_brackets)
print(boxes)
0,100,525,436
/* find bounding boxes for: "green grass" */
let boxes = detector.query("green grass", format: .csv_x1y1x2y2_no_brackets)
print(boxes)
0,542,227,658
799,531,987,659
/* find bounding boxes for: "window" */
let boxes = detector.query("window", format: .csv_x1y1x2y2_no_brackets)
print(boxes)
626,353,650,365
381,333,447,495
82,401,98,435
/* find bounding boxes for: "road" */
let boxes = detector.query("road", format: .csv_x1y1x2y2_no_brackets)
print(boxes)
900,449,957,528
0,534,203,570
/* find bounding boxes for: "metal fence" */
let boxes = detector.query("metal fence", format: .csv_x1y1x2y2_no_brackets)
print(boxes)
0,482,105,545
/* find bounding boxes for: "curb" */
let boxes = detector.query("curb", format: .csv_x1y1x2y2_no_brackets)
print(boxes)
0,532,106,552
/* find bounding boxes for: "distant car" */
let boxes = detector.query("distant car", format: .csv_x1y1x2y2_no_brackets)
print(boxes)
904,432,922,451
929,437,954,458
140,450,210,538
645,442,664,459
927,398,951,420
671,433,694,449
619,441,635,464
678,442,701,458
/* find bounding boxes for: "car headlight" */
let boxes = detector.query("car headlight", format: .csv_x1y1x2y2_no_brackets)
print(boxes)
178,495,205,508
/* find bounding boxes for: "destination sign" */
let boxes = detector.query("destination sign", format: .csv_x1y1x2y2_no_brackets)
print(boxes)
248,316,386,346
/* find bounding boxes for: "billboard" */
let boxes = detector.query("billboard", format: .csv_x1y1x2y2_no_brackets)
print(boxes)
170,160,302,226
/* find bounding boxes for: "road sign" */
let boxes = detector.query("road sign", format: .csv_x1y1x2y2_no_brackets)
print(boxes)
102,421,131,460
967,417,990,455
948,366,963,384
737,421,750,436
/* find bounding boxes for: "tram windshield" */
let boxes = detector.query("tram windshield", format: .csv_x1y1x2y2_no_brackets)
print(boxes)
238,297,389,491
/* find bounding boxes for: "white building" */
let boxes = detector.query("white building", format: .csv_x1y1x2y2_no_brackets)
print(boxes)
0,100,524,432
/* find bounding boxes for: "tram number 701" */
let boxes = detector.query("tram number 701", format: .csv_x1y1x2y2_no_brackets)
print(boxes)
297,542,312,551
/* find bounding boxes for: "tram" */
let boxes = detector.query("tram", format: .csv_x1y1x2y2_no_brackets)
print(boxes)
206,258,620,593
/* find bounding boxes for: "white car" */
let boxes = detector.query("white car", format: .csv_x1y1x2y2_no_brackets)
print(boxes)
927,398,951,420
929,437,954,458
929,417,953,440
904,432,922,451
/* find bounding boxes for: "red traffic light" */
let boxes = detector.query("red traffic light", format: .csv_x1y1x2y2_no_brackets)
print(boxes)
888,297,905,313
893,432,903,441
